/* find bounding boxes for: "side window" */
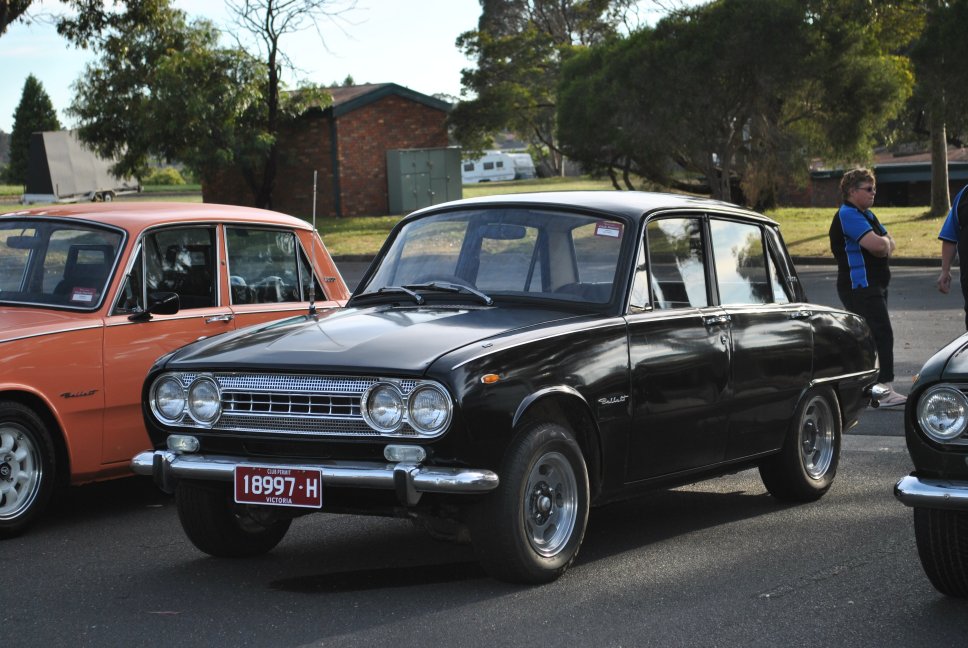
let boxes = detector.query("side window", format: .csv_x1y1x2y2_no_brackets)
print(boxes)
646,218,708,309
709,219,771,306
144,227,217,309
226,228,318,304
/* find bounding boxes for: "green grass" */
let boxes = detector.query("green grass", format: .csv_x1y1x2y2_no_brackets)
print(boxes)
766,206,944,260
2,177,948,259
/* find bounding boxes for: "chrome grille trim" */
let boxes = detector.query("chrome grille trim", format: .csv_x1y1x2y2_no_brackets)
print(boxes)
168,373,426,438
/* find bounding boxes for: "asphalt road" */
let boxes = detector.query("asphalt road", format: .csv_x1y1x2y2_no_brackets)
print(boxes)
4,264,968,647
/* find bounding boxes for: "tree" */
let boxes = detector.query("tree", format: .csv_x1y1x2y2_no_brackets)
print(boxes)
558,0,914,205
452,0,638,176
6,74,61,185
67,1,268,185
225,0,356,207
909,0,968,217
0,0,31,36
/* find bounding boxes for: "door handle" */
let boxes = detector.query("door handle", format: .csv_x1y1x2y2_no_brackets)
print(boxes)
788,309,812,320
703,314,731,326
205,314,234,324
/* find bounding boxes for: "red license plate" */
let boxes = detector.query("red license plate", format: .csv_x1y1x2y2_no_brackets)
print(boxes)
234,465,323,509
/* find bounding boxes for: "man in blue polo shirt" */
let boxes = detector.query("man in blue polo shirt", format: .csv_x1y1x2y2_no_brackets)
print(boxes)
937,184,968,329
829,168,905,407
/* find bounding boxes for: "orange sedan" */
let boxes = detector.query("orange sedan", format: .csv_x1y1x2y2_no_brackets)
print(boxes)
0,202,350,536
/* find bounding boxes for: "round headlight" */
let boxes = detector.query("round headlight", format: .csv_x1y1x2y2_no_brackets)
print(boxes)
188,376,221,425
917,385,968,442
363,383,404,432
408,384,452,435
152,375,187,423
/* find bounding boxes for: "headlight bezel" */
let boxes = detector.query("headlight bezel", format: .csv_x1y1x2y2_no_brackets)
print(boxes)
150,373,188,425
917,384,968,444
187,375,222,426
362,379,453,438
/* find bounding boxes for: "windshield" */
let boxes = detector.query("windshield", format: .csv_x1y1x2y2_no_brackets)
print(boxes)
0,219,124,310
359,208,627,305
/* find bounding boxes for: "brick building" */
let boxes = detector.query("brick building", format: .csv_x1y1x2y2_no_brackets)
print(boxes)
204,83,452,217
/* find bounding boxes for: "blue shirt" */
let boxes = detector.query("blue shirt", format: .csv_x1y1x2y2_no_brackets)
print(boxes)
829,202,889,290
939,184,968,243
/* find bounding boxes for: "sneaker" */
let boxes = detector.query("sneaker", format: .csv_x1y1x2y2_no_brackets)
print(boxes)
878,387,907,408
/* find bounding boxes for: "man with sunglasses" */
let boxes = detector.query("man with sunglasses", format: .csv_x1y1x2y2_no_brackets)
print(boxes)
829,167,905,407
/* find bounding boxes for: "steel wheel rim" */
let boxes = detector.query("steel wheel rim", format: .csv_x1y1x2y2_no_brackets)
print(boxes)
524,450,578,557
799,396,835,480
0,423,42,521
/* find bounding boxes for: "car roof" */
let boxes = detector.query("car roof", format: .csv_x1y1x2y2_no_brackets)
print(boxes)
1,202,314,232
412,190,777,225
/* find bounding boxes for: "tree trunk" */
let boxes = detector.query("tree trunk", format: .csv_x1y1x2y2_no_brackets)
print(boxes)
929,101,950,218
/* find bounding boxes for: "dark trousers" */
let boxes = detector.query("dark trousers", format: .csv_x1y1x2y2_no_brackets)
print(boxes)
838,283,895,383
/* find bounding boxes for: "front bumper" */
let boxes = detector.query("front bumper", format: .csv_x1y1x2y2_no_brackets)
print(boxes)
131,450,500,506
894,474,968,511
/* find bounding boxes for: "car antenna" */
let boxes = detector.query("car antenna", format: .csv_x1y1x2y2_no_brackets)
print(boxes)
309,170,318,316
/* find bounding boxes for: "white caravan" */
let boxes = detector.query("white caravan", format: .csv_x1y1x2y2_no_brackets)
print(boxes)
461,152,516,183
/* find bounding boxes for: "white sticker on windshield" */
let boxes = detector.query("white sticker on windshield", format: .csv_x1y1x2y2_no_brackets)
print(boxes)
70,287,96,303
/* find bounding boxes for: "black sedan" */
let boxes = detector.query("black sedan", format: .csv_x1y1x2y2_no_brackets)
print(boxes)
895,334,968,597
132,191,878,584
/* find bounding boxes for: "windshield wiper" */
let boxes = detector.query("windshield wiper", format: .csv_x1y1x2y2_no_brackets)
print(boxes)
353,286,425,305
403,282,494,306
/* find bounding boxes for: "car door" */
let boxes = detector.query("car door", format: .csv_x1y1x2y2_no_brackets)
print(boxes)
625,215,731,482
224,226,339,328
707,217,812,460
101,225,236,465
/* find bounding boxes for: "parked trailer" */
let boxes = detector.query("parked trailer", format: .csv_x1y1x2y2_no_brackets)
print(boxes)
21,130,141,205
461,152,516,183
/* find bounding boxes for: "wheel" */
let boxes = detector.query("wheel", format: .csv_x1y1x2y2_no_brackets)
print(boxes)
759,386,841,502
0,401,56,538
469,421,589,584
175,480,291,557
914,507,968,597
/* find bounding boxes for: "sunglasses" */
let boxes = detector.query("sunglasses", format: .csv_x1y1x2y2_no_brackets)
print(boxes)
855,185,876,194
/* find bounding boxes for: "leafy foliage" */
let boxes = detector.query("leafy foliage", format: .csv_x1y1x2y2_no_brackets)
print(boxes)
6,74,61,185
68,2,266,185
451,0,636,175
557,0,914,206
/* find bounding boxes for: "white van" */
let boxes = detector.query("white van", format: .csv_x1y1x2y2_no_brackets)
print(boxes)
461,152,516,183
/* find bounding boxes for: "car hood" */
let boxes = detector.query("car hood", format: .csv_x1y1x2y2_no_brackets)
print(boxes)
0,306,99,344
939,333,968,380
163,304,593,375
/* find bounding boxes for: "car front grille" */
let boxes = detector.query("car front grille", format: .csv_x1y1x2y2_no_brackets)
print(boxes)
174,372,422,438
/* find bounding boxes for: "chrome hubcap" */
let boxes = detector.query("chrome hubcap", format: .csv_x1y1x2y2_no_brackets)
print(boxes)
524,451,577,557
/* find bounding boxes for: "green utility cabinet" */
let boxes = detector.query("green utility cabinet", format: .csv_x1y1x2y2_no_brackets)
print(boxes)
387,147,462,214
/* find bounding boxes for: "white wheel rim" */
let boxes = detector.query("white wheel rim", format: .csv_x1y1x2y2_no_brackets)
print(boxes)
0,423,43,520
524,450,578,557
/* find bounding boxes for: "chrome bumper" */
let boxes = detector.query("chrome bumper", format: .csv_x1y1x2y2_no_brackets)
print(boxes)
131,450,499,506
894,475,968,510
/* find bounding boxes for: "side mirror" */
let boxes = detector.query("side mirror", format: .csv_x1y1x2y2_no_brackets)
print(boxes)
128,291,180,321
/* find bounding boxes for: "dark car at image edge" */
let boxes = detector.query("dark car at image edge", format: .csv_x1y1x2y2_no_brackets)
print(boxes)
895,332,968,597
131,190,878,584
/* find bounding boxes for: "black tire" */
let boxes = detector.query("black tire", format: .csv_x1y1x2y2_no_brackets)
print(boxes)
0,401,56,539
759,386,841,502
175,480,291,557
469,421,589,584
914,507,968,597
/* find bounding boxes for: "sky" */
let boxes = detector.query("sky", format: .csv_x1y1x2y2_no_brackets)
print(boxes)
0,0,684,135
0,0,484,133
